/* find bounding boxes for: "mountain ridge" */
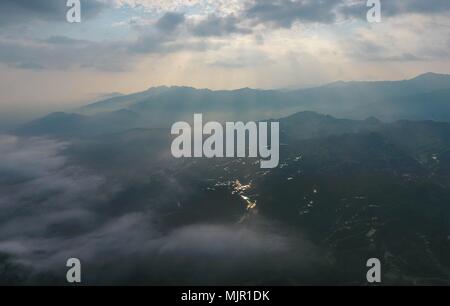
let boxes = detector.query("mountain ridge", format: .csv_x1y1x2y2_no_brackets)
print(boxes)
17,72,450,137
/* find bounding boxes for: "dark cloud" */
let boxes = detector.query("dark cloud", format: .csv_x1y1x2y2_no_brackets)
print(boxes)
2,1,450,72
342,0,450,20
128,13,251,56
245,0,450,29
128,12,187,54
191,14,252,37
128,12,252,57
0,10,213,71
127,31,176,54
128,12,221,55
2,0,449,30
0,2,118,70
245,0,342,28
0,0,112,26
401,0,450,15
155,12,186,33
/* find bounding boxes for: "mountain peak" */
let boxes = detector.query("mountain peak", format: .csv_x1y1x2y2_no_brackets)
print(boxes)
411,72,450,81
146,85,169,90
284,111,333,121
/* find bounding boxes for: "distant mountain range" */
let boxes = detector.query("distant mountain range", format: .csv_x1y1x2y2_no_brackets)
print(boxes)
16,72,450,137
7,103,450,284
27,110,449,285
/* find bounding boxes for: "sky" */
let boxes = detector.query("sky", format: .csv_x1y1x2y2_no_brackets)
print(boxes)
1,0,450,115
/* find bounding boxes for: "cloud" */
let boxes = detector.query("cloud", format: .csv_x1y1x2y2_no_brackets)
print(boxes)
0,0,113,26
339,14,450,63
0,136,118,241
0,35,134,72
155,12,185,32
129,12,251,55
244,0,450,29
2,0,449,73
0,134,325,285
0,135,120,280
342,0,450,20
245,0,342,28
191,14,252,37
128,12,192,54
0,215,324,284
1,0,450,95
115,0,245,16
0,12,216,71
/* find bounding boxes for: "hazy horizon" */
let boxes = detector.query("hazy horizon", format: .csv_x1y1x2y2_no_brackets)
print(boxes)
0,70,445,130
2,1,450,114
